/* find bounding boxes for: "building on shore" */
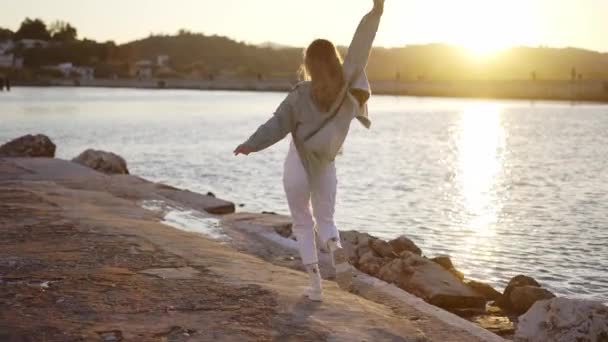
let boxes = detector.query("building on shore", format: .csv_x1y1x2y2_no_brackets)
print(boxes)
44,63,95,80
132,60,153,79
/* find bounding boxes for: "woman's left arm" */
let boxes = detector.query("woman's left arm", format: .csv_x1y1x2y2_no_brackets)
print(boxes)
234,92,296,155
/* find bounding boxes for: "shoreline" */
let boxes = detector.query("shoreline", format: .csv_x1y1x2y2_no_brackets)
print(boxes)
12,77,608,104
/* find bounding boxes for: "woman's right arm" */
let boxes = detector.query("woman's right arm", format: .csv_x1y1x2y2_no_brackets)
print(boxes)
235,92,296,155
342,0,384,82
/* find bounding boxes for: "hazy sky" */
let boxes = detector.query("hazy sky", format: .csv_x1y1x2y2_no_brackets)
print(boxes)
2,0,608,53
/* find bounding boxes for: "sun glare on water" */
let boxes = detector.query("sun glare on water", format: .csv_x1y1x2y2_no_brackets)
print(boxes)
458,103,505,234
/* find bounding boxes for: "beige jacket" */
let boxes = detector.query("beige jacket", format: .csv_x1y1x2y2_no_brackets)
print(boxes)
243,7,382,187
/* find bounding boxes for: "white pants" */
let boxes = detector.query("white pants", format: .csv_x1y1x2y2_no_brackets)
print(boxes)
283,142,339,265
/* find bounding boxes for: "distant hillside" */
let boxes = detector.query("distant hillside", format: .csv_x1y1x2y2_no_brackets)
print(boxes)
118,33,302,78
364,44,608,81
119,34,608,80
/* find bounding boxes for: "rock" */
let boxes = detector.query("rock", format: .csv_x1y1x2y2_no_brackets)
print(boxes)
338,231,359,264
430,255,464,280
274,223,293,238
0,134,56,157
430,255,454,270
369,238,397,258
509,285,555,315
376,258,412,286
356,233,373,248
357,251,389,277
72,149,129,174
354,244,372,266
496,274,542,309
399,252,486,310
388,235,422,256
515,297,608,342
465,279,502,301
156,184,235,215
339,230,361,246
473,315,515,336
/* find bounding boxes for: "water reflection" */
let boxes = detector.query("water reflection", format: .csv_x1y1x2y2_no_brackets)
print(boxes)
457,103,505,236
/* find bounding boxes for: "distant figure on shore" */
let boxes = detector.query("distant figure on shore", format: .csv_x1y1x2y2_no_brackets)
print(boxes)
0,78,4,91
234,0,384,301
5,78,10,91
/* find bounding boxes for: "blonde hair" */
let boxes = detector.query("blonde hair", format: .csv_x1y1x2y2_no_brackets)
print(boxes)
300,39,345,112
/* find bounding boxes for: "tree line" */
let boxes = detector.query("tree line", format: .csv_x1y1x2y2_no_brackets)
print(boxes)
2,18,608,81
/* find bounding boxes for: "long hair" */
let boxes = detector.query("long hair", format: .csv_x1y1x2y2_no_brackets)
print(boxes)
300,39,344,112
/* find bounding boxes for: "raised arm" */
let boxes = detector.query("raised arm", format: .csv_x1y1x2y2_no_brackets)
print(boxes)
235,92,296,155
343,0,384,82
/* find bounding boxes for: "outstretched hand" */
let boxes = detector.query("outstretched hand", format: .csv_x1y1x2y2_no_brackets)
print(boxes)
373,0,385,13
233,144,253,156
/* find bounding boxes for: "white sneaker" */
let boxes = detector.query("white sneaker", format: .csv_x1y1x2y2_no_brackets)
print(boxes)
328,238,353,290
305,287,323,302
304,264,323,302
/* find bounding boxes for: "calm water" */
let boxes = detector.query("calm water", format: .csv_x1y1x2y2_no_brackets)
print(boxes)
2,87,607,302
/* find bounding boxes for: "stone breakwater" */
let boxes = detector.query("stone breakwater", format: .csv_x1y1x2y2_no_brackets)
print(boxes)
2,133,606,341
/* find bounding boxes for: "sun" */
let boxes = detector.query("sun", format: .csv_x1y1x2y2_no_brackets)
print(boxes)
386,0,538,60
462,39,506,60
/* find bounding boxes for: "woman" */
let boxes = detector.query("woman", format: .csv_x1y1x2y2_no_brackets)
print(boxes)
234,0,384,302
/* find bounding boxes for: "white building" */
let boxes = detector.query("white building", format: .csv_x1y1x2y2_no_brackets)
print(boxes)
49,63,95,80
157,55,170,67
133,60,153,79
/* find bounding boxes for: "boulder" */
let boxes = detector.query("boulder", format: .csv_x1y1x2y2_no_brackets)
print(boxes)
465,279,502,301
509,285,555,315
515,298,608,342
430,255,465,280
338,231,360,264
340,230,373,245
72,149,129,175
397,252,486,310
430,255,454,270
357,251,389,277
0,134,56,157
274,223,293,238
496,274,542,309
388,235,422,256
369,238,397,258
355,243,372,259
376,258,412,286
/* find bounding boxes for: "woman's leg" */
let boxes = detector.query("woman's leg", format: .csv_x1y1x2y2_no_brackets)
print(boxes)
283,143,318,265
311,162,340,248
311,162,352,290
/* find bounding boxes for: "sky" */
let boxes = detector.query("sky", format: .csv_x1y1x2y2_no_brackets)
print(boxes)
2,0,608,54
